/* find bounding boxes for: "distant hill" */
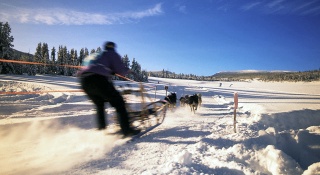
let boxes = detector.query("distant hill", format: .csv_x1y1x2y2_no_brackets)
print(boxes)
210,70,320,82
215,70,292,74
212,70,292,79
148,69,320,82
12,49,34,60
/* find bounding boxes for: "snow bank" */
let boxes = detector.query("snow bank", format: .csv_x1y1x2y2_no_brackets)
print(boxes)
258,145,303,175
303,162,320,175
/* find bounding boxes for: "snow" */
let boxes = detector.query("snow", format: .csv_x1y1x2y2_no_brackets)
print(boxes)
0,74,320,175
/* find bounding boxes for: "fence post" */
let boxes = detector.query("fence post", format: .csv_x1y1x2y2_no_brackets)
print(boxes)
165,86,168,96
155,86,157,100
234,92,238,133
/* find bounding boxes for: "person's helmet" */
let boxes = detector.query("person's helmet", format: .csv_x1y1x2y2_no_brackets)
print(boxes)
105,41,116,50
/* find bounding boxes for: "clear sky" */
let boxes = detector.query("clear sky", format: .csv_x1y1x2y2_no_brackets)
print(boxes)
1,0,320,76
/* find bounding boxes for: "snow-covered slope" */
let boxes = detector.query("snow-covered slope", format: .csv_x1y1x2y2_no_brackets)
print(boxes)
0,75,319,175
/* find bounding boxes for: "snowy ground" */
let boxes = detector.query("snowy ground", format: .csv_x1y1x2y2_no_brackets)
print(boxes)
0,74,319,175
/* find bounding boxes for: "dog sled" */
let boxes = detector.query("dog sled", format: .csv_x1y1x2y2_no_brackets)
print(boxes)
115,83,169,133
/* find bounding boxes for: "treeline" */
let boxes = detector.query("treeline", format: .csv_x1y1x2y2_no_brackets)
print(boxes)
149,69,320,82
0,21,148,82
210,71,320,82
149,69,206,81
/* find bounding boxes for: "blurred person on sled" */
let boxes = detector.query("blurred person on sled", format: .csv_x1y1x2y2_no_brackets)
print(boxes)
78,41,140,136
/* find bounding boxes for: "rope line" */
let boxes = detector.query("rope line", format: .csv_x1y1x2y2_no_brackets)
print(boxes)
0,58,83,68
0,58,157,94
0,89,83,95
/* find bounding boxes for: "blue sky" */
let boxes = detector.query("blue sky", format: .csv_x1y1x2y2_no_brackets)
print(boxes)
1,0,320,76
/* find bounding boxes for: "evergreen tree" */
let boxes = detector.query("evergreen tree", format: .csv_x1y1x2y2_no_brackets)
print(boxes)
79,48,85,65
57,46,64,75
96,47,102,53
63,46,69,76
0,22,14,74
42,43,49,74
70,49,78,75
84,48,89,57
51,47,57,74
34,43,42,74
74,50,79,74
141,70,149,82
51,47,56,62
122,54,130,69
131,58,142,81
33,42,50,75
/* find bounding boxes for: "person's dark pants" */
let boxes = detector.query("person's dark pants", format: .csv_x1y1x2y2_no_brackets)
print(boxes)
80,74,131,134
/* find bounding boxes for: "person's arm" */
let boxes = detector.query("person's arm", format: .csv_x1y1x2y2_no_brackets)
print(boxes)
110,52,142,81
111,53,130,76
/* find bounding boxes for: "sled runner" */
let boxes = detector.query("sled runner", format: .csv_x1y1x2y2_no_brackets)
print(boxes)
125,122,163,143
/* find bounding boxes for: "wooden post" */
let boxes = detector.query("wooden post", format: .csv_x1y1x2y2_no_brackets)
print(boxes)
154,86,157,100
165,86,168,96
234,92,238,133
140,83,145,109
